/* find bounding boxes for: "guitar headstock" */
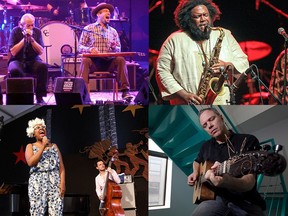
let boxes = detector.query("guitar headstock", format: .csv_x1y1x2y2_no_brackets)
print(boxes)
260,152,286,176
224,150,287,177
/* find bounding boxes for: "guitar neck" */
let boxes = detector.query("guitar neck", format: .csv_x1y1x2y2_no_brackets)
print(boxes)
215,151,278,177
193,150,287,204
215,160,231,176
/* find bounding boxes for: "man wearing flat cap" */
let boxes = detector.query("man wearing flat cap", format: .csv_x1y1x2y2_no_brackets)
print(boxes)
78,2,131,99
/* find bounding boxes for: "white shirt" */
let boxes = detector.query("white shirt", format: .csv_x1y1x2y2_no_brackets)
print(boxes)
156,28,249,105
95,169,121,199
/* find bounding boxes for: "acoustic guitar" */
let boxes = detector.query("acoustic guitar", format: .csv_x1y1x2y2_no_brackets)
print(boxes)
193,149,287,204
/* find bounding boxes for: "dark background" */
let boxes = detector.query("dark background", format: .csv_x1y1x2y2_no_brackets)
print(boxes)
0,105,148,216
149,0,288,104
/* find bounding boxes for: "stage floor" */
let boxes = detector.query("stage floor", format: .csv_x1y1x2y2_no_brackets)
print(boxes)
1,91,141,105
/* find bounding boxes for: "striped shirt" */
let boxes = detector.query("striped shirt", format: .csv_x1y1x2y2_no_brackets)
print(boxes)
78,22,121,53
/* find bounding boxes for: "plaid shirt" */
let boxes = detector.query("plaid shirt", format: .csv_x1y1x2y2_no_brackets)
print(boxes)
78,22,121,53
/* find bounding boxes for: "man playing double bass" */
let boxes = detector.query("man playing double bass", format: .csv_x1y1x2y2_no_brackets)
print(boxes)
95,159,121,201
95,159,125,216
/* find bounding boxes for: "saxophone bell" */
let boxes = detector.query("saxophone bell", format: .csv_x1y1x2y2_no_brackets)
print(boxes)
209,76,226,96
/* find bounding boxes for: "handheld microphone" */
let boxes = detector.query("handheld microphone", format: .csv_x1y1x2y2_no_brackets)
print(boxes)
278,27,288,40
43,136,50,146
231,65,255,92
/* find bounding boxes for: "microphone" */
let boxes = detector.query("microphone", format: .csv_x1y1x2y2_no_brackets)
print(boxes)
23,29,33,43
231,65,255,92
255,0,260,10
43,136,50,146
278,27,288,40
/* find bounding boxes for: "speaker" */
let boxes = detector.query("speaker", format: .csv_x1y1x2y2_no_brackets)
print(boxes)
119,183,136,209
54,77,91,105
6,78,34,105
134,77,149,105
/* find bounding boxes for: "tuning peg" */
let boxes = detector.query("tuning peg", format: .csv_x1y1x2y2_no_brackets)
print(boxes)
262,144,271,151
273,144,283,153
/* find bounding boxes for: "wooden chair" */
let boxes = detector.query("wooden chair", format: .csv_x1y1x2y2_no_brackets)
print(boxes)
88,71,118,101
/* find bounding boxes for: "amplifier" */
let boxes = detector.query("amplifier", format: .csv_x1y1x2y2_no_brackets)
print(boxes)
6,78,34,105
119,183,136,209
89,61,138,91
61,56,81,77
124,209,136,216
62,57,82,63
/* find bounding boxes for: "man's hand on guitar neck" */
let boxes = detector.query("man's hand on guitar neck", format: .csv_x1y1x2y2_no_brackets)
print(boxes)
204,161,227,187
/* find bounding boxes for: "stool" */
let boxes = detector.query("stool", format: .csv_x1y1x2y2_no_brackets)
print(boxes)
88,71,118,101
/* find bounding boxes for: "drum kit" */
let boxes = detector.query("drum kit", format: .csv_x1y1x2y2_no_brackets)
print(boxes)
0,1,98,65
239,40,272,104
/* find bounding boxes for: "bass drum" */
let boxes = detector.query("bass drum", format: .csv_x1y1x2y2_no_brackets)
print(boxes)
40,22,78,66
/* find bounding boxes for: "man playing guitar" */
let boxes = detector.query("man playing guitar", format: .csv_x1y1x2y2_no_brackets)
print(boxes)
187,107,266,216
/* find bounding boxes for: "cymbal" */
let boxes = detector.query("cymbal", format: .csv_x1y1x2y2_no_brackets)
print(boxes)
0,4,19,10
243,92,269,99
17,4,46,10
239,41,272,62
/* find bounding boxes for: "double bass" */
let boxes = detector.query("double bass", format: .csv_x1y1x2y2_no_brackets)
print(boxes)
99,151,125,216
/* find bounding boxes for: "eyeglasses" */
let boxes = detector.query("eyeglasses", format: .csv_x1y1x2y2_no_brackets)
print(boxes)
34,125,46,130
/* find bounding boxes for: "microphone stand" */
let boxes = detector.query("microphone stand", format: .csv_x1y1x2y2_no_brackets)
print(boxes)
283,41,287,105
250,69,282,104
71,27,80,78
67,24,98,78
225,83,236,105
222,65,236,105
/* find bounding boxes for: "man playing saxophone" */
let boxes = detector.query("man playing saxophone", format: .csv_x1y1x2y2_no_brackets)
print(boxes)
156,0,249,105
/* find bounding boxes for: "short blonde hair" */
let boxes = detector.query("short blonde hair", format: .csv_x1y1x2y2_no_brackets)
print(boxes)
26,117,46,138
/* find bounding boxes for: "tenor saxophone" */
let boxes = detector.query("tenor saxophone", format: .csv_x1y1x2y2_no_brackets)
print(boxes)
196,27,226,104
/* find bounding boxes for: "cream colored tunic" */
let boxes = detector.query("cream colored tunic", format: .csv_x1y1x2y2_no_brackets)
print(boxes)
156,28,249,105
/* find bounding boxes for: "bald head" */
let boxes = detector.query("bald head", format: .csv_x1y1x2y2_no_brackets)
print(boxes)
20,13,35,25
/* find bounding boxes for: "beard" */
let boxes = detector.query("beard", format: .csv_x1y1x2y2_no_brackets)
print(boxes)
187,22,211,41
